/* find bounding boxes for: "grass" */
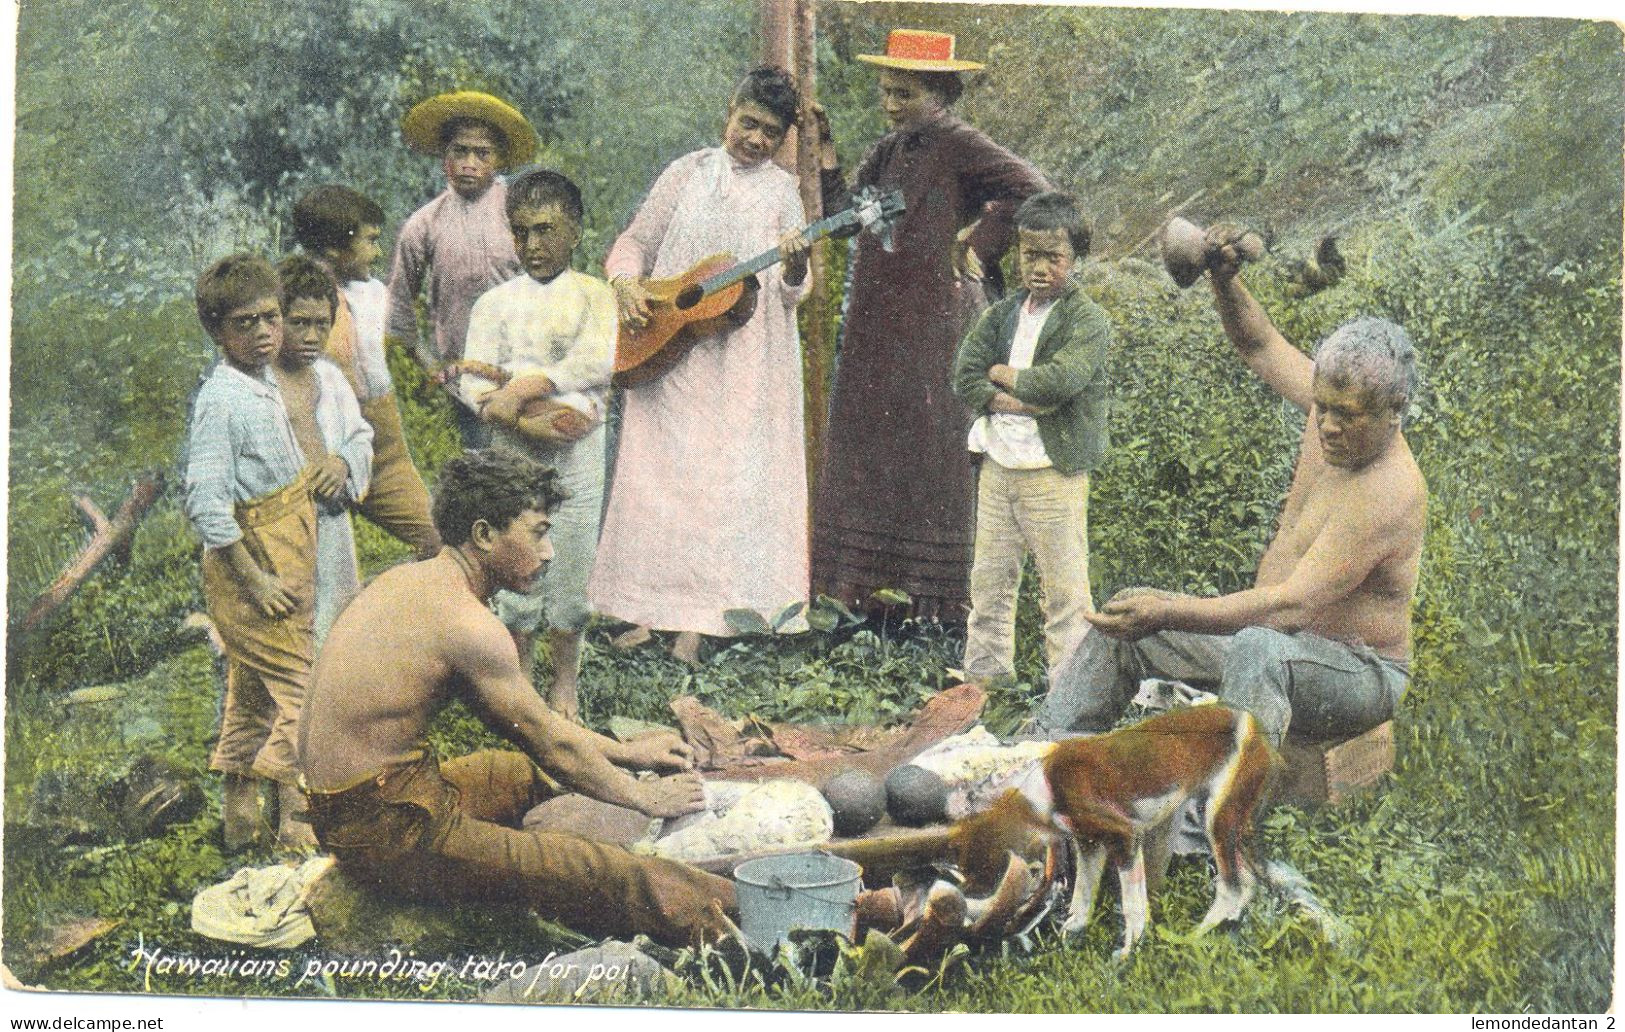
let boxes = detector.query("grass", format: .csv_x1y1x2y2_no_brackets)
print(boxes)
5,243,1615,1008
3,588,1613,1011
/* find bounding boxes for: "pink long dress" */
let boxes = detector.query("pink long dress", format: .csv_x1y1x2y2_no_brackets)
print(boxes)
589,148,810,636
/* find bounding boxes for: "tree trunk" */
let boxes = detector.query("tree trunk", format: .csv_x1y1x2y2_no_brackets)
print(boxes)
793,0,833,496
760,0,833,502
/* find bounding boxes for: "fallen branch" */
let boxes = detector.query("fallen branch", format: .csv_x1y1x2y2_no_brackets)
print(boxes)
17,472,164,637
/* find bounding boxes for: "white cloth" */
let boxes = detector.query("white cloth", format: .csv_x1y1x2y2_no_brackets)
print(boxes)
339,277,394,401
967,297,1055,469
634,779,833,863
308,358,373,643
190,856,332,948
591,147,811,636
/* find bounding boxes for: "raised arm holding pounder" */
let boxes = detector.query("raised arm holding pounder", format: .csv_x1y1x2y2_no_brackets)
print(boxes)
1035,225,1427,747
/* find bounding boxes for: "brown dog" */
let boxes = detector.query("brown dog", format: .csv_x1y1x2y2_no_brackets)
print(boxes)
949,705,1281,959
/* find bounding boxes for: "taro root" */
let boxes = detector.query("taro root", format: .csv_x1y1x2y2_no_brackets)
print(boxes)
822,768,887,837
885,764,949,826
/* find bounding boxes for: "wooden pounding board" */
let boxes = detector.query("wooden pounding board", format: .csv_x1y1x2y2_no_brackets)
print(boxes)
692,818,954,886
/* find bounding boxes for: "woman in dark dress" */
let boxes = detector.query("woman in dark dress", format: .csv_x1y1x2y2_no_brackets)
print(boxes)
812,29,1049,622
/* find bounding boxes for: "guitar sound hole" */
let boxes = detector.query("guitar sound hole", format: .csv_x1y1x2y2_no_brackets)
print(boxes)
675,285,705,310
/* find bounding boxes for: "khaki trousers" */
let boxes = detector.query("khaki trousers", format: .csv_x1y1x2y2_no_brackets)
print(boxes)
202,478,317,784
963,462,1095,681
357,395,441,556
306,750,737,948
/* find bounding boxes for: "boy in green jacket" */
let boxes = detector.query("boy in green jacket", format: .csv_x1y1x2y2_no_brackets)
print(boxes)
951,191,1111,683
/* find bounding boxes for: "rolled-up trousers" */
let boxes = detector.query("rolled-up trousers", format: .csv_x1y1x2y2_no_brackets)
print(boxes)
203,477,317,784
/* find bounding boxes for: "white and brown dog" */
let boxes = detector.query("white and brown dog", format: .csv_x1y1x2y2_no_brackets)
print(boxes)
949,705,1282,959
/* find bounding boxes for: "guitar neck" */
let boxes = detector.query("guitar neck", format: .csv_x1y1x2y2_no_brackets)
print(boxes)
697,208,855,296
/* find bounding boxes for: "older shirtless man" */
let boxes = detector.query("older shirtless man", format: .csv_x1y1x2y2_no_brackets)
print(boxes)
1035,228,1426,746
297,449,735,947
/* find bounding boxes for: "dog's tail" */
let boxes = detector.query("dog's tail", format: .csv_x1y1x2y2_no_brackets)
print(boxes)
1257,858,1351,947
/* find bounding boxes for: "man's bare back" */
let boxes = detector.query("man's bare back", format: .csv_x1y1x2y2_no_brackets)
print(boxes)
300,554,484,789
299,537,704,818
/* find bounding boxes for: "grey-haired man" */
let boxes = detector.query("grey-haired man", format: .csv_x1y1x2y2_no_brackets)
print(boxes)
1036,226,1426,748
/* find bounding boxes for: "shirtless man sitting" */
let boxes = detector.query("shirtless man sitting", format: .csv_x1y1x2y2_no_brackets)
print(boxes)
297,449,736,947
1035,226,1427,746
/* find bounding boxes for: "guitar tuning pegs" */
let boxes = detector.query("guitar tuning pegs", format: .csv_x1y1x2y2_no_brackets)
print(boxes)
848,186,906,252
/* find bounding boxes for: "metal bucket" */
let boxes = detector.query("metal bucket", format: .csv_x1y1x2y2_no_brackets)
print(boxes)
733,852,862,953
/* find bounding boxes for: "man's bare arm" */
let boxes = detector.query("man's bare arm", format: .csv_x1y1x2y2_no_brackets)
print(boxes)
1207,229,1315,412
1089,487,1408,639
449,623,704,817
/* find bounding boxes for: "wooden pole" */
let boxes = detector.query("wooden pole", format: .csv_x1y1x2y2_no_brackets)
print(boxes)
761,0,833,499
759,0,792,69
792,0,832,494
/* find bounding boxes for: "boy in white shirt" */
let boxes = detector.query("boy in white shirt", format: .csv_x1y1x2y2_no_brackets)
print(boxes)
951,192,1112,684
458,169,614,722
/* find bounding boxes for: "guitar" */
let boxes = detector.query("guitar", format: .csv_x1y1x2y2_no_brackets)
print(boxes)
612,187,906,388
432,358,596,441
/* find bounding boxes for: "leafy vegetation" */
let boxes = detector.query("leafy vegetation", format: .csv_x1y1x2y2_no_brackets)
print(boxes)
6,0,1619,1014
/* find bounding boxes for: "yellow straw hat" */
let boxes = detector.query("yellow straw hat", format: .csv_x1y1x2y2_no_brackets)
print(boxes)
855,29,985,73
401,91,538,170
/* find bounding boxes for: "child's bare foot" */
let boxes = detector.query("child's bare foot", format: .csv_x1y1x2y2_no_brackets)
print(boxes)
274,781,319,851
222,773,267,853
545,629,583,723
671,631,702,667
547,678,581,724
611,624,653,651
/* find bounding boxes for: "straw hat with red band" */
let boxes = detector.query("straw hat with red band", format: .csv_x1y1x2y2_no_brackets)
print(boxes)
402,91,538,170
855,29,985,73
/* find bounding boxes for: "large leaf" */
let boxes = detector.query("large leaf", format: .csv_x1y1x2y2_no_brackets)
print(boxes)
771,600,807,631
723,608,772,636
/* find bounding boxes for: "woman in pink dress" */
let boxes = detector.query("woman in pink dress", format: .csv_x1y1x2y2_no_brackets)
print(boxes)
590,67,812,665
